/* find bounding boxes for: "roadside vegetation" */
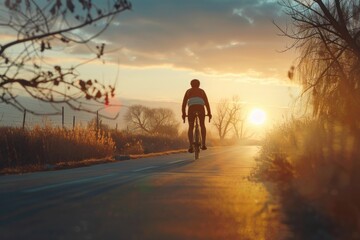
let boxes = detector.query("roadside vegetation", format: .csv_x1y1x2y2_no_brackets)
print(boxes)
0,125,115,171
252,1,360,238
252,118,360,238
0,124,189,173
111,131,188,155
0,104,191,173
0,100,253,173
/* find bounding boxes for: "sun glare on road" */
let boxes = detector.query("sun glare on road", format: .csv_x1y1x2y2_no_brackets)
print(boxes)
249,108,266,125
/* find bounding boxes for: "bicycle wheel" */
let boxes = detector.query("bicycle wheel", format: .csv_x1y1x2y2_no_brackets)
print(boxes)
194,127,200,160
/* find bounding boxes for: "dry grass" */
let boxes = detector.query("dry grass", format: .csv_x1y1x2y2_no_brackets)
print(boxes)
252,118,360,239
0,126,190,174
0,125,115,169
111,131,188,155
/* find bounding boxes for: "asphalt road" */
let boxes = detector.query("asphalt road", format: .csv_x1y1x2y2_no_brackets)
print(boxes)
0,146,289,240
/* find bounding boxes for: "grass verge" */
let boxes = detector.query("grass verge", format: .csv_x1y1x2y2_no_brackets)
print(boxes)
251,118,360,239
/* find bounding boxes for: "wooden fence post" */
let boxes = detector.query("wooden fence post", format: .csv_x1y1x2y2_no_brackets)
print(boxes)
62,107,65,128
22,110,26,130
96,111,99,132
96,111,99,139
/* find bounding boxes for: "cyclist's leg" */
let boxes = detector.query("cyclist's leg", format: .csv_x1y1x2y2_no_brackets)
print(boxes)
199,118,207,149
197,107,207,149
188,106,196,152
188,120,194,149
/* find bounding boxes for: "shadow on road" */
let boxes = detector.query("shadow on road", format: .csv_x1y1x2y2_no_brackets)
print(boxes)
270,185,342,240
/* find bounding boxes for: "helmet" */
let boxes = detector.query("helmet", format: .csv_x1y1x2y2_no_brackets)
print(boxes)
190,79,200,88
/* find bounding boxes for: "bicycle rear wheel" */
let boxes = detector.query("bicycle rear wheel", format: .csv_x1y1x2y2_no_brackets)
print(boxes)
194,146,199,159
194,127,200,160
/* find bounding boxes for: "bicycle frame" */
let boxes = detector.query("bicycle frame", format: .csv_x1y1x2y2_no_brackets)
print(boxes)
193,112,201,160
184,112,210,160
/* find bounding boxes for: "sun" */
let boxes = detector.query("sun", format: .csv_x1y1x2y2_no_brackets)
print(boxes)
249,108,266,125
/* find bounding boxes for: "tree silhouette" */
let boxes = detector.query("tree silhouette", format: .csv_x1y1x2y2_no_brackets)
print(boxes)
213,96,244,140
124,105,180,136
279,0,360,128
0,0,131,117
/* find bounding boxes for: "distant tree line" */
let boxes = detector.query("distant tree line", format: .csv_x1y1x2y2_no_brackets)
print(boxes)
124,105,180,137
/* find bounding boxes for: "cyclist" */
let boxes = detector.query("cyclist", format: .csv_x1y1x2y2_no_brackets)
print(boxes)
182,79,212,153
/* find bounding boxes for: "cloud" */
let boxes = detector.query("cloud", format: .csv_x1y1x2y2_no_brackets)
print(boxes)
233,8,254,24
0,33,16,43
2,0,292,79
96,0,292,76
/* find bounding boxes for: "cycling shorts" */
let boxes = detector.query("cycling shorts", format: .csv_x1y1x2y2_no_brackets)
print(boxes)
188,105,205,123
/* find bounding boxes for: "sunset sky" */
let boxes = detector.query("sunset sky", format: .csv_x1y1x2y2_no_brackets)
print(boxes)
83,0,300,121
0,0,302,127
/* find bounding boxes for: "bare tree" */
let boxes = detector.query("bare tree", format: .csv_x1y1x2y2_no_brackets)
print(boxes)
279,0,360,128
150,108,180,136
124,105,179,136
124,105,151,134
213,99,231,140
230,96,245,139
0,0,132,117
213,96,244,140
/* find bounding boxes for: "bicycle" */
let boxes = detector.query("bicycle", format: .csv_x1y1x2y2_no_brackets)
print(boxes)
184,112,210,160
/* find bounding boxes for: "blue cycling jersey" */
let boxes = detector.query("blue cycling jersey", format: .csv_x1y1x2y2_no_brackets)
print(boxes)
188,97,205,106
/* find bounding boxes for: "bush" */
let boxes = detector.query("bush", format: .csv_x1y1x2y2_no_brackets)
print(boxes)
111,131,188,155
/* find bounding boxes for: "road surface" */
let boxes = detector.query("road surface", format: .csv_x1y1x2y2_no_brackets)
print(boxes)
0,146,289,240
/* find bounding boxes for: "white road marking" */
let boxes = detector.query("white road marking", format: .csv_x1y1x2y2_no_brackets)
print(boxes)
23,173,116,193
168,160,186,164
132,166,156,172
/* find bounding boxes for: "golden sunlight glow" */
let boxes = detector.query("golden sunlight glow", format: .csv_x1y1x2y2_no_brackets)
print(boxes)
249,108,266,125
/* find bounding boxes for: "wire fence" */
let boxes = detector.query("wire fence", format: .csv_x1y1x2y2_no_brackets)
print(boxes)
0,106,126,131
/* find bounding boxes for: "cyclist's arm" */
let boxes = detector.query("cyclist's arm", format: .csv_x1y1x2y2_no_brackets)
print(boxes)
202,90,211,116
182,90,189,116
